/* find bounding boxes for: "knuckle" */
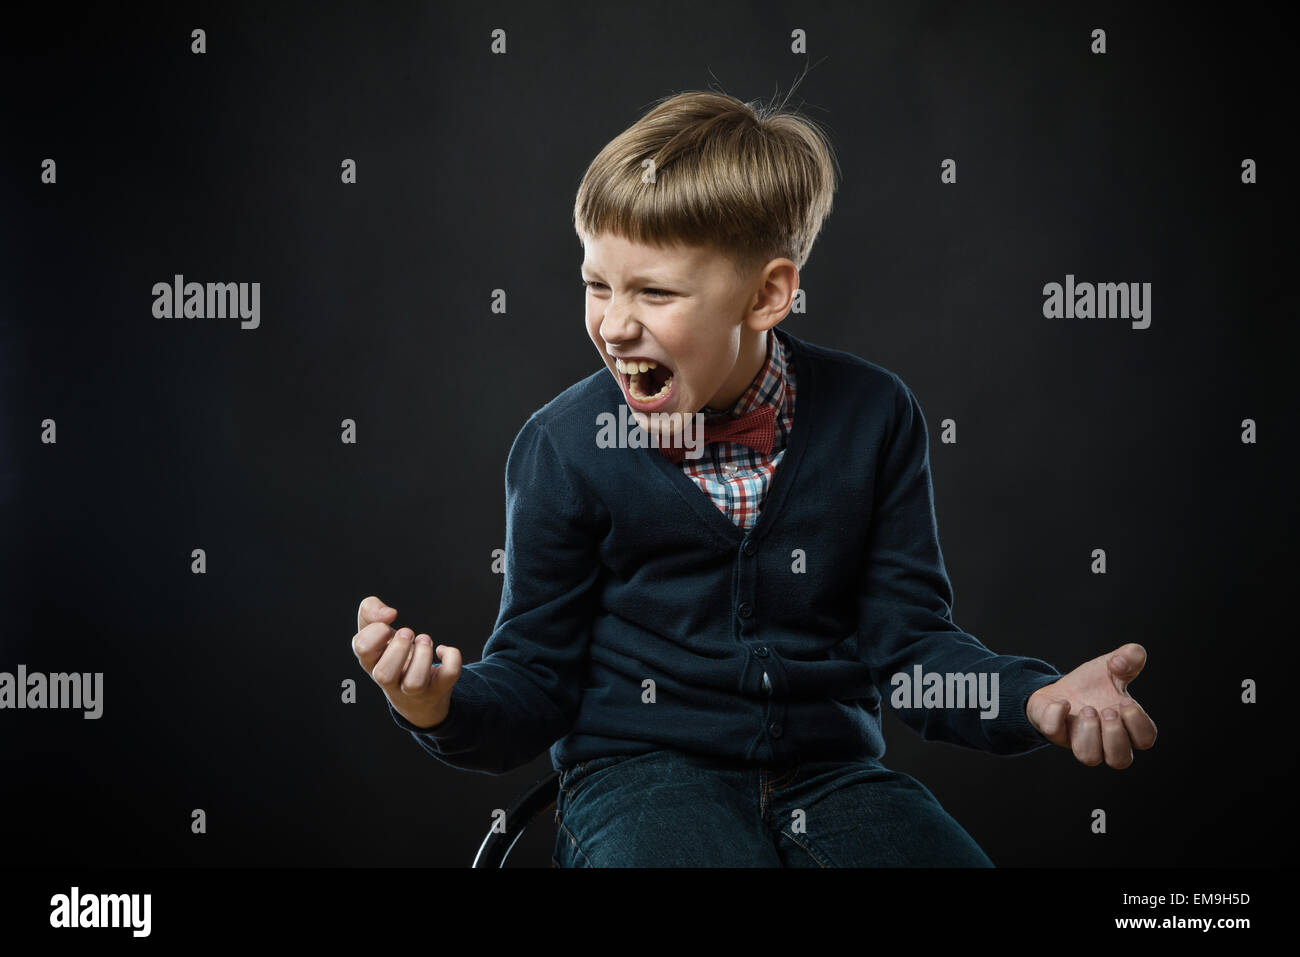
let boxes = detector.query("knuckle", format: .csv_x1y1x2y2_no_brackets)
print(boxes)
400,677,423,696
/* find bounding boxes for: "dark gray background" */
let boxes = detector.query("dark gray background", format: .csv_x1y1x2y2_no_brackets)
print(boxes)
2,0,1294,867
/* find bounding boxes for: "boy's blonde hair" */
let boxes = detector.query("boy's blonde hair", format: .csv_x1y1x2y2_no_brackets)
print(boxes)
573,90,840,276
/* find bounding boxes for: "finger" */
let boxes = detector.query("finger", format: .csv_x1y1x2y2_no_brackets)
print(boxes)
1035,698,1072,747
357,596,398,633
351,619,396,671
371,628,414,688
1119,700,1158,750
1070,706,1104,766
399,635,436,695
1100,707,1134,769
1107,643,1147,692
431,644,462,696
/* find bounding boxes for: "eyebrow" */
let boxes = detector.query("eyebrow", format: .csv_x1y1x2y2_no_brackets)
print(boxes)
580,266,682,287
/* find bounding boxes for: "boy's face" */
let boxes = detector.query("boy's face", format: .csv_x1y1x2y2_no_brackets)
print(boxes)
581,231,791,432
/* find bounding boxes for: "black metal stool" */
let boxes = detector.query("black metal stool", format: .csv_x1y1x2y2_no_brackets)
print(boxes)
472,769,561,867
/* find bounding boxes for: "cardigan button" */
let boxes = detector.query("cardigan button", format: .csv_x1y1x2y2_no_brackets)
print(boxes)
742,540,757,556
769,722,783,738
753,645,768,657
737,602,753,618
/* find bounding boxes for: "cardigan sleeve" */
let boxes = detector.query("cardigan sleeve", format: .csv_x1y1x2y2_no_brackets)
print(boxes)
387,413,602,774
857,375,1062,755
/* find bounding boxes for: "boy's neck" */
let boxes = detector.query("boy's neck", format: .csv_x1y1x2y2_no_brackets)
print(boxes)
705,328,772,413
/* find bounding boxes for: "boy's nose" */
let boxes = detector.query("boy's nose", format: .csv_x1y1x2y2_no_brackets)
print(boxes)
599,300,641,335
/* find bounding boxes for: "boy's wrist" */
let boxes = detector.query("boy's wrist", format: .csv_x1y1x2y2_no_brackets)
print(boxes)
388,695,453,733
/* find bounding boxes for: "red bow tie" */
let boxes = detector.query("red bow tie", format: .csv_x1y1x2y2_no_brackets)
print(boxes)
657,404,777,464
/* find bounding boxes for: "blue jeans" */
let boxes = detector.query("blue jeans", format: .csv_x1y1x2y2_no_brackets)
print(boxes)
552,748,994,867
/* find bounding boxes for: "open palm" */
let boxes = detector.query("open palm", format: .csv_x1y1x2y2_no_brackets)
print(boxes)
1026,642,1157,769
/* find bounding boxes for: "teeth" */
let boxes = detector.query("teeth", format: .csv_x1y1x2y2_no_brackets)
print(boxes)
615,358,658,373
613,357,673,401
627,370,673,401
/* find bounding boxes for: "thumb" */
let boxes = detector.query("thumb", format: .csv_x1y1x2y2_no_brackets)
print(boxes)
433,645,462,696
1029,695,1072,748
1107,642,1147,690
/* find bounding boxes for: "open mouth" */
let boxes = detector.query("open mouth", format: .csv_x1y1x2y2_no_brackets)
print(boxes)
615,357,674,404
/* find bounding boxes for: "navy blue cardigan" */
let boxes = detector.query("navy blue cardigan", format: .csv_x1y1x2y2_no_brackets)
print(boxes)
388,327,1062,774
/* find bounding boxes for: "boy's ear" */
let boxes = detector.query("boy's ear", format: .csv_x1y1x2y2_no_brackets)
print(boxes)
749,258,799,329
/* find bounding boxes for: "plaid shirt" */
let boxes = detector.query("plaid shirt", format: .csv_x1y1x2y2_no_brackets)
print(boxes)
678,329,796,531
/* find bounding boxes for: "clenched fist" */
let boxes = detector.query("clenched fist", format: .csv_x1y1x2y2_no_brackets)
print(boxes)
352,595,461,730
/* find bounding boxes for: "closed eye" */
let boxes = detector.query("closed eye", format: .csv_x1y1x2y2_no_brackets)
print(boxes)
581,280,674,298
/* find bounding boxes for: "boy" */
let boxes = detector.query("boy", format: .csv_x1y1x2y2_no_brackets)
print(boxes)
351,91,1157,867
